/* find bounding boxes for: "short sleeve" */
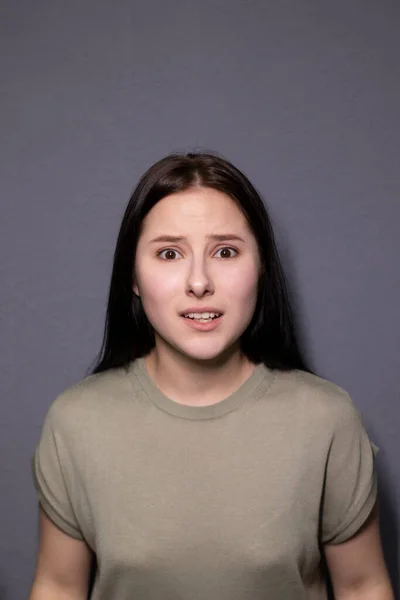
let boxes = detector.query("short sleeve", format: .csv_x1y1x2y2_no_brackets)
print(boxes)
321,397,379,545
32,403,84,540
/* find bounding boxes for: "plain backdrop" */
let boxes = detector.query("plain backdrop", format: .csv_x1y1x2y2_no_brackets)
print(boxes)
0,1,399,598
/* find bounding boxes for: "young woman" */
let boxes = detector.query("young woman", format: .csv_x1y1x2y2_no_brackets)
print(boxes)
30,152,393,599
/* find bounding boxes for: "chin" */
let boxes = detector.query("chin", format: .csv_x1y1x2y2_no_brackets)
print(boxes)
179,348,223,361
154,328,242,363
174,341,239,364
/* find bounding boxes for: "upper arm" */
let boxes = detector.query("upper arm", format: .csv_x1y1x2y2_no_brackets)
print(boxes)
320,396,379,545
32,505,93,595
324,501,393,597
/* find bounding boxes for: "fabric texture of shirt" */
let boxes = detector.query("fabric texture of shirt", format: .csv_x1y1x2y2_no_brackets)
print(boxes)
32,359,378,599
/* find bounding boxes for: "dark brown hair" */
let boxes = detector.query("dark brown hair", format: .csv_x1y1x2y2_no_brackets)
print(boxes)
90,151,310,374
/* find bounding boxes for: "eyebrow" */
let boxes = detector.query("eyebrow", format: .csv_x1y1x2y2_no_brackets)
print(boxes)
149,234,246,244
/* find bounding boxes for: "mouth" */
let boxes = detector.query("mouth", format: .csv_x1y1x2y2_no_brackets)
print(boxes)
181,311,222,323
180,312,223,331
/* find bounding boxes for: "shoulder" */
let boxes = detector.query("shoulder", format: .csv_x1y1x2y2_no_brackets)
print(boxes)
268,368,363,431
261,368,376,458
46,365,132,433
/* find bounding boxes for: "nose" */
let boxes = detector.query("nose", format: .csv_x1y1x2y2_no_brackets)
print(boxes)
185,256,214,297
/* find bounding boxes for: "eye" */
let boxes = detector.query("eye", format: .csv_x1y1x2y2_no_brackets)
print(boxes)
214,247,238,259
158,248,182,260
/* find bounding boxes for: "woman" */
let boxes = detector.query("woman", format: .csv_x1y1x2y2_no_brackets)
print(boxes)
30,152,393,599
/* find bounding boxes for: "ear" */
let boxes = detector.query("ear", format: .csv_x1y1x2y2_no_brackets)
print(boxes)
132,279,140,297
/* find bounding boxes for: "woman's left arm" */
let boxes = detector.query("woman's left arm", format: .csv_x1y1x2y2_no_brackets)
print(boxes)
324,501,394,599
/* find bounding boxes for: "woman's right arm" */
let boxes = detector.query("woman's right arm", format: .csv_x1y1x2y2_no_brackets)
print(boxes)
29,506,93,600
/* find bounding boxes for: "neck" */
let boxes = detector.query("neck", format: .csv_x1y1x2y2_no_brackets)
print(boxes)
144,344,256,407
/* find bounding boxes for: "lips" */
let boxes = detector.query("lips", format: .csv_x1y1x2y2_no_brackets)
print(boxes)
180,307,224,316
181,313,223,331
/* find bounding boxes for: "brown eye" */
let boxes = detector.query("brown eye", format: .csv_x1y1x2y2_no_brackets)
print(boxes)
215,247,238,259
159,249,181,260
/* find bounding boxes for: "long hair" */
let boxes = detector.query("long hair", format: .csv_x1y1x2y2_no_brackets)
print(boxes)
90,152,310,374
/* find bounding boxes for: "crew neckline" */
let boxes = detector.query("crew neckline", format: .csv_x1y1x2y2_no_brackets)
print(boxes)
129,357,272,420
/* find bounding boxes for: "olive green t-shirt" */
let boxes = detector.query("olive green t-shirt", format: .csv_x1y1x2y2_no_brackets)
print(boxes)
32,359,378,599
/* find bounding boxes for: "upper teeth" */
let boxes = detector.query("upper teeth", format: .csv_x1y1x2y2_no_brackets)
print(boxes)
184,312,220,319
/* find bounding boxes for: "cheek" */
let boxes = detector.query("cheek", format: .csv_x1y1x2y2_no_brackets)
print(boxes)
136,264,181,311
222,263,259,302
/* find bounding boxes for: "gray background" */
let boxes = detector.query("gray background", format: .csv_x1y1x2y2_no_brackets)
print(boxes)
1,1,399,598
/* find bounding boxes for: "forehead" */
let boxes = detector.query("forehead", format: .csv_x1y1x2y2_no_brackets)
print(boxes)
141,187,250,233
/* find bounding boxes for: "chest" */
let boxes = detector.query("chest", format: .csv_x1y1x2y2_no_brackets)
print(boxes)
74,411,324,581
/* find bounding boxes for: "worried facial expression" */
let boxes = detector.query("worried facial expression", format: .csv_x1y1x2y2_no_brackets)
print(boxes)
133,187,261,362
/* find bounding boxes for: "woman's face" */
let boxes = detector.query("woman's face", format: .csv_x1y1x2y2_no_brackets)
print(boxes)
133,187,261,363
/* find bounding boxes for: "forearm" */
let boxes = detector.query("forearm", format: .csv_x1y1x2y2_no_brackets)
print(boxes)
335,579,394,600
29,580,87,600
